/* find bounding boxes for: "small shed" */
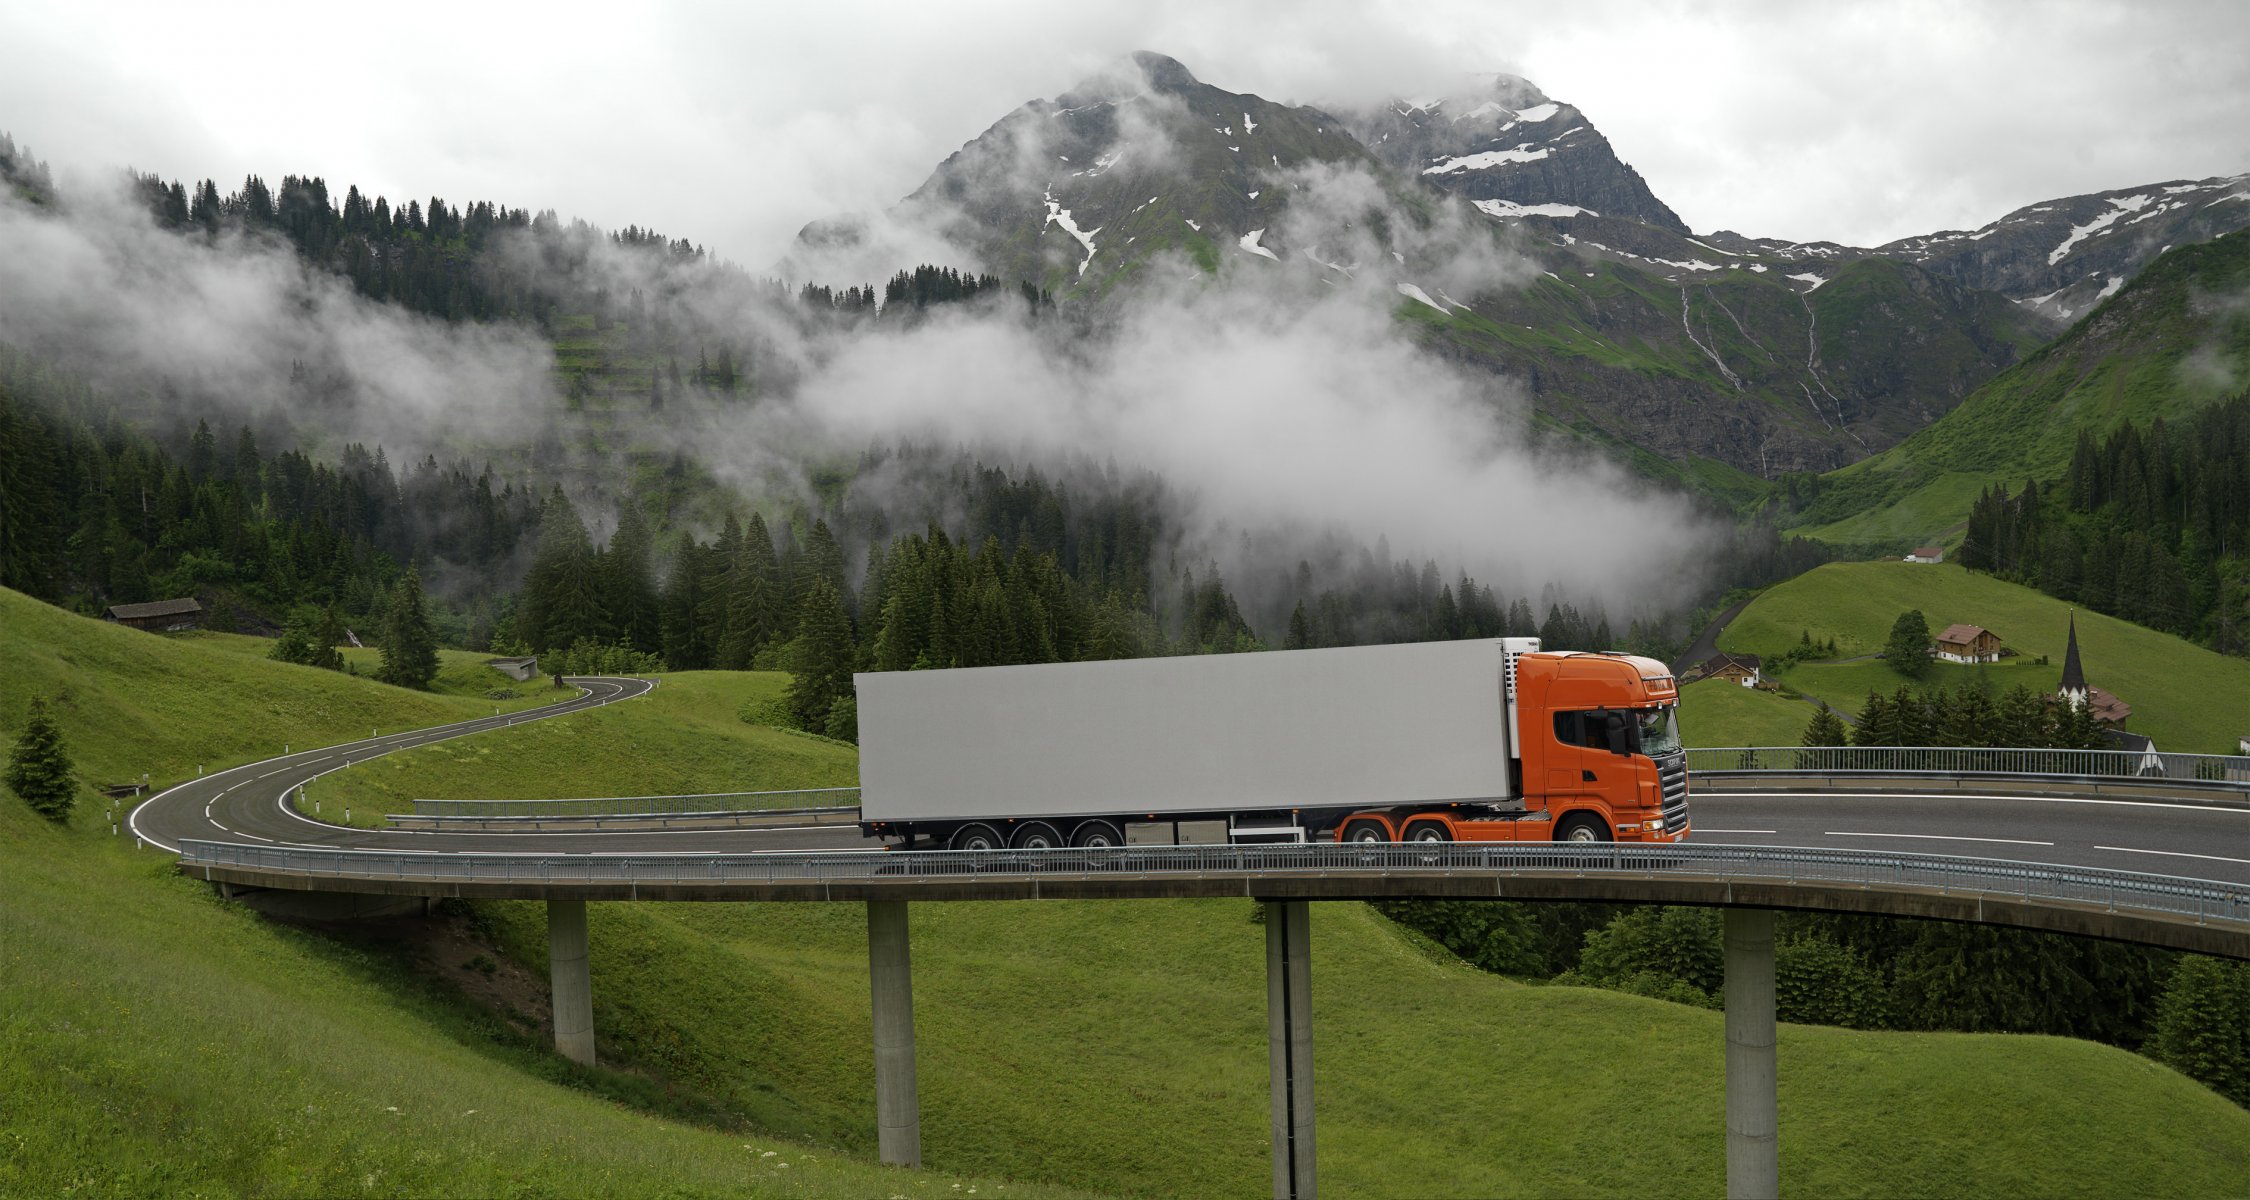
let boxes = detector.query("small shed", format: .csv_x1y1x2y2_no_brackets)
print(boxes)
106,598,204,633
487,655,542,682
1904,546,1944,564
1695,652,1763,688
1934,623,2002,664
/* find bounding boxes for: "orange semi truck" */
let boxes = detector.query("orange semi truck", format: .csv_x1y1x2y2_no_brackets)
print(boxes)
855,636,1688,849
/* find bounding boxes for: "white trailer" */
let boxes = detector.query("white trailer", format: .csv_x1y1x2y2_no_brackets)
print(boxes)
855,638,1544,849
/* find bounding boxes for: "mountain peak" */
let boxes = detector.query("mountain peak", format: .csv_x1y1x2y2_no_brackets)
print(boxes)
1053,51,1202,108
1128,51,1199,94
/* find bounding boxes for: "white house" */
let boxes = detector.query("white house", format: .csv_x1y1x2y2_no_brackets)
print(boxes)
1904,545,1944,564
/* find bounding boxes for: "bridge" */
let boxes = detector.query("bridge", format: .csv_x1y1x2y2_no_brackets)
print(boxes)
129,678,2250,1200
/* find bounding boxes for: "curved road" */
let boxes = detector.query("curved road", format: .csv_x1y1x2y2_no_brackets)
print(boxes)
132,677,2250,889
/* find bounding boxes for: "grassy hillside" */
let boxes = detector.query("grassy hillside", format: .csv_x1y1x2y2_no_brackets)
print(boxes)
187,630,571,711
0,595,1059,1196
0,796,1067,1197
1678,677,1820,747
310,671,855,826
475,890,2250,1199
0,587,566,801
1787,228,2250,544
1716,561,2250,750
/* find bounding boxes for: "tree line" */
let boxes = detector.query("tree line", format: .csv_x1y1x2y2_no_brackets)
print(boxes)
1960,393,2250,654
0,350,537,646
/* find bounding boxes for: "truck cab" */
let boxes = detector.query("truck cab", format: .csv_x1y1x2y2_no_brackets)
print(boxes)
1514,651,1687,842
1328,648,1687,845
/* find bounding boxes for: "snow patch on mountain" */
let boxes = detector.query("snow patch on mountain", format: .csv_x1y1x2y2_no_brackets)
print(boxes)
1789,272,1829,292
1042,191,1100,277
2048,194,2152,265
1239,228,1278,261
1425,145,1551,174
1242,112,1257,134
1473,198,1595,219
1513,102,1561,122
1396,283,1445,311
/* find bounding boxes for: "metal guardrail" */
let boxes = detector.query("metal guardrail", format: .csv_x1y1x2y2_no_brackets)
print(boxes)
177,839,2249,926
409,787,861,818
1689,746,2250,788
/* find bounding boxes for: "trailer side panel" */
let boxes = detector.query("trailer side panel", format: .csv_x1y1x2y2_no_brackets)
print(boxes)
856,640,1515,824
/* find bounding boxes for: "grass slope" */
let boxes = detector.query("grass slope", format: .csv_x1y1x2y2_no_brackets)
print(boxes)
1678,677,1820,747
1715,561,2250,750
473,879,2250,1197
188,630,569,711
0,588,565,802
0,800,1071,1198
1788,228,2250,544
0,592,1058,1195
311,672,855,826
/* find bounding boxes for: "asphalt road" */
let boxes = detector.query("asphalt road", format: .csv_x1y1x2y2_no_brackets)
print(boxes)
130,676,2250,888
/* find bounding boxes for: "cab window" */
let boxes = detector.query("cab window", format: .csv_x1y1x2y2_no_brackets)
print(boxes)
1553,711,1607,750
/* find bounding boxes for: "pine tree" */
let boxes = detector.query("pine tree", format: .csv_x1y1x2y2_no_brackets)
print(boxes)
377,567,440,689
602,500,660,653
6,696,76,820
2148,956,2250,1107
1285,601,1312,650
1802,704,1850,748
784,578,855,732
312,604,346,671
1882,609,1931,679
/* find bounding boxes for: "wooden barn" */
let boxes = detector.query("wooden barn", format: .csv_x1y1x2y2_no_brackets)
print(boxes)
105,598,204,633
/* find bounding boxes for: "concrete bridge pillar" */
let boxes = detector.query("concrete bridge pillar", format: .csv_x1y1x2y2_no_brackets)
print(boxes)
868,899,921,1167
1724,907,1778,1199
548,898,596,1067
1265,899,1316,1200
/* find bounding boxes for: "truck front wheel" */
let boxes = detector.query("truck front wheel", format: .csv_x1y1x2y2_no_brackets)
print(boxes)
1555,813,1611,844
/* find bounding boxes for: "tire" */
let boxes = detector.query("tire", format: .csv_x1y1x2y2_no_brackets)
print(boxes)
1070,820,1124,848
1010,821,1065,850
1405,822,1450,843
950,822,1005,852
1344,820,1390,844
1555,813,1611,844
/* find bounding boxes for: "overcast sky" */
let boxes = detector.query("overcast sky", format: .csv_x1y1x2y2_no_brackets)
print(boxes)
5,0,2245,267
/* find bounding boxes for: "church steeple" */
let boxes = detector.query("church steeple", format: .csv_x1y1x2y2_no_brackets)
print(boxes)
2058,611,2088,705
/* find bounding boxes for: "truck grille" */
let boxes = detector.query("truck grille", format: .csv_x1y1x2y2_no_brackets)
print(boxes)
1658,752,1690,835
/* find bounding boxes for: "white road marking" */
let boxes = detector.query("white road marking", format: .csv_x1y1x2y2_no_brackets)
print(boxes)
1692,828,1777,834
1824,831,2054,846
1709,791,2248,815
2095,845,2250,867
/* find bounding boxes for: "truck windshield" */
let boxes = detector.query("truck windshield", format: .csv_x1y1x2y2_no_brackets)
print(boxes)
1635,707,1682,757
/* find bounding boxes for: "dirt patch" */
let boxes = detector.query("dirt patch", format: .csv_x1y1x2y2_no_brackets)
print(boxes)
313,906,553,1042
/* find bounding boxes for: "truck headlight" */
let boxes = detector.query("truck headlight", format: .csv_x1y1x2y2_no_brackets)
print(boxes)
1643,819,1665,831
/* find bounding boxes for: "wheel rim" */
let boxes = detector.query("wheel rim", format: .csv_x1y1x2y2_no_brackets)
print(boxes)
1351,826,1385,843
1413,828,1446,843
1564,824,1599,843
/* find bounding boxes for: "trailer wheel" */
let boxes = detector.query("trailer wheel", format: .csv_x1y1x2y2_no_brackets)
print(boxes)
1344,820,1390,844
1405,822,1450,843
1556,813,1611,844
1011,821,1065,850
1070,820,1124,848
950,823,1005,852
